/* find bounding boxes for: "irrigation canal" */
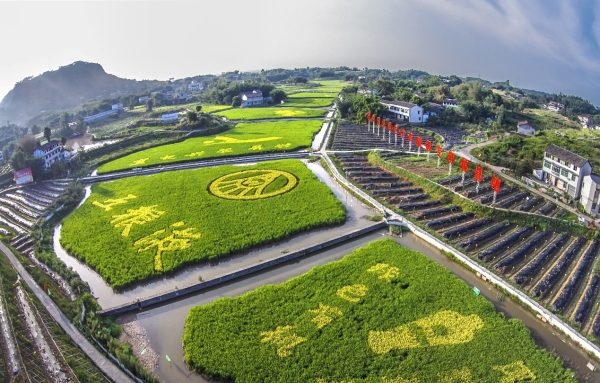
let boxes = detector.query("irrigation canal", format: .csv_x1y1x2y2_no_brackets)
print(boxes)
119,229,597,383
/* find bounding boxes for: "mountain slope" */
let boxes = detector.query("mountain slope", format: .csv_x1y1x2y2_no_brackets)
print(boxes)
0,61,161,125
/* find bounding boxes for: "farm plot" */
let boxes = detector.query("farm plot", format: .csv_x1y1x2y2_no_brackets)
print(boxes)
183,239,574,383
216,107,326,120
331,122,435,152
280,98,334,108
287,92,339,98
97,120,323,174
338,154,600,341
61,160,346,289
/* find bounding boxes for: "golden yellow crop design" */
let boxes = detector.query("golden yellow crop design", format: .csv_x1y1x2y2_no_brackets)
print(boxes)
275,143,292,149
492,361,536,383
367,263,400,282
209,169,298,200
185,151,205,157
439,367,472,383
131,158,149,165
260,325,306,357
202,136,281,146
92,194,137,211
160,155,175,160
134,221,201,271
368,311,484,354
309,303,343,329
336,284,368,303
110,205,165,236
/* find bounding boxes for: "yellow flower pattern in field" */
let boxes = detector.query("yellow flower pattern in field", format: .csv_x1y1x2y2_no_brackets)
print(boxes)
209,170,298,200
92,194,137,211
367,263,400,282
260,325,306,357
131,158,149,165
382,377,418,383
336,284,368,303
134,221,201,271
185,151,205,157
368,311,484,354
439,367,472,383
492,361,536,383
217,148,233,154
275,143,292,149
110,205,165,237
160,155,175,160
249,145,263,151
274,110,306,117
309,303,343,329
202,135,281,146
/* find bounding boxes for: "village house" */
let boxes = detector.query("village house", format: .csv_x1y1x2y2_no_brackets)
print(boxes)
33,140,62,169
544,101,565,112
542,144,592,199
578,115,595,129
239,90,264,107
380,100,424,123
188,82,204,91
516,121,536,137
581,174,600,216
443,98,458,108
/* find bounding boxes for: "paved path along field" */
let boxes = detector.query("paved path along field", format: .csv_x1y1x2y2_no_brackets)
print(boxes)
0,242,134,383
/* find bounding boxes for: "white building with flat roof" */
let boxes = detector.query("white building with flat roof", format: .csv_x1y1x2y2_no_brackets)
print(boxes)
33,140,61,169
380,100,424,123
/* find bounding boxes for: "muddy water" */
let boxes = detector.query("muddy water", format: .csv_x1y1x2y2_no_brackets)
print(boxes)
124,230,598,383
53,161,378,309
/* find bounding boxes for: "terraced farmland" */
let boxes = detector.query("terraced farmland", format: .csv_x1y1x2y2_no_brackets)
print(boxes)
332,122,435,152
335,154,600,341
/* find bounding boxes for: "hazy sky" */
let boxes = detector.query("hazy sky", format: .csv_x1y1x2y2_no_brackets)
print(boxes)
1,0,599,105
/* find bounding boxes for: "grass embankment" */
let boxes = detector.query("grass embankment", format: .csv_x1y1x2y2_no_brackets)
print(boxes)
183,239,575,383
216,107,326,120
61,160,346,289
97,120,322,174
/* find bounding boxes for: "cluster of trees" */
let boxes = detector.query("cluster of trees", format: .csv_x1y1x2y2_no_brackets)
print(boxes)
201,79,275,105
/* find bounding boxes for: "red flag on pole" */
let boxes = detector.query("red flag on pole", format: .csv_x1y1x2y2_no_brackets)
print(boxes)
447,151,455,164
381,118,386,127
400,128,405,139
387,122,392,131
474,166,483,182
376,117,380,126
491,176,501,193
460,158,469,172
416,136,423,148
425,140,432,152
408,132,413,142
436,145,442,157
366,111,371,121
394,125,398,135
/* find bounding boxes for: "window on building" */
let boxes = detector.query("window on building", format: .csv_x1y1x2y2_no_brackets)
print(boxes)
571,174,576,181
544,161,551,169
574,165,578,171
593,202,597,210
561,169,568,177
552,165,560,173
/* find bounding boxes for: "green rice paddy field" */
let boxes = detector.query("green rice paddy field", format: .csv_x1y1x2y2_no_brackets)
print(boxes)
61,160,346,288
183,239,574,383
97,120,322,174
215,107,326,120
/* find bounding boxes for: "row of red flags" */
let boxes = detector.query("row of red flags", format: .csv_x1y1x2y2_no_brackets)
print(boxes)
365,111,501,193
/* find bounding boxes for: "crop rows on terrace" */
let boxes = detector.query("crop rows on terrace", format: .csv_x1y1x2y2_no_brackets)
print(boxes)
97,120,323,174
61,160,346,289
336,154,600,341
215,107,326,120
182,239,575,382
331,121,435,152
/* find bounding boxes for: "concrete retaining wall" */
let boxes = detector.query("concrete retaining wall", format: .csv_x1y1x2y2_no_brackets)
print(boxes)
98,222,387,316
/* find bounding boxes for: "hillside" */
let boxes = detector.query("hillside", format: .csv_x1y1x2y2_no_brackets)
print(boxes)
0,61,162,125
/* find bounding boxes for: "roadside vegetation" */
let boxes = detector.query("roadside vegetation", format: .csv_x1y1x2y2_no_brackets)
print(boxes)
61,160,346,288
183,239,575,383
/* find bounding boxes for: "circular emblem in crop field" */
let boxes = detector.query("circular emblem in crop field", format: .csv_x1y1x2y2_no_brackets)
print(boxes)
209,170,298,200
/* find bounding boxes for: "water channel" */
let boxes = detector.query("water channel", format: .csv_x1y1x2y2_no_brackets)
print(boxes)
50,152,600,382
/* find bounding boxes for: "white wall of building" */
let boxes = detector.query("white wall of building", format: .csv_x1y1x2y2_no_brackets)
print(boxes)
543,153,591,199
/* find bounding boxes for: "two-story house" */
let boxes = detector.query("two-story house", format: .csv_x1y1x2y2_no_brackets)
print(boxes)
542,144,592,199
33,140,62,169
240,90,264,107
581,174,600,216
380,100,424,123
